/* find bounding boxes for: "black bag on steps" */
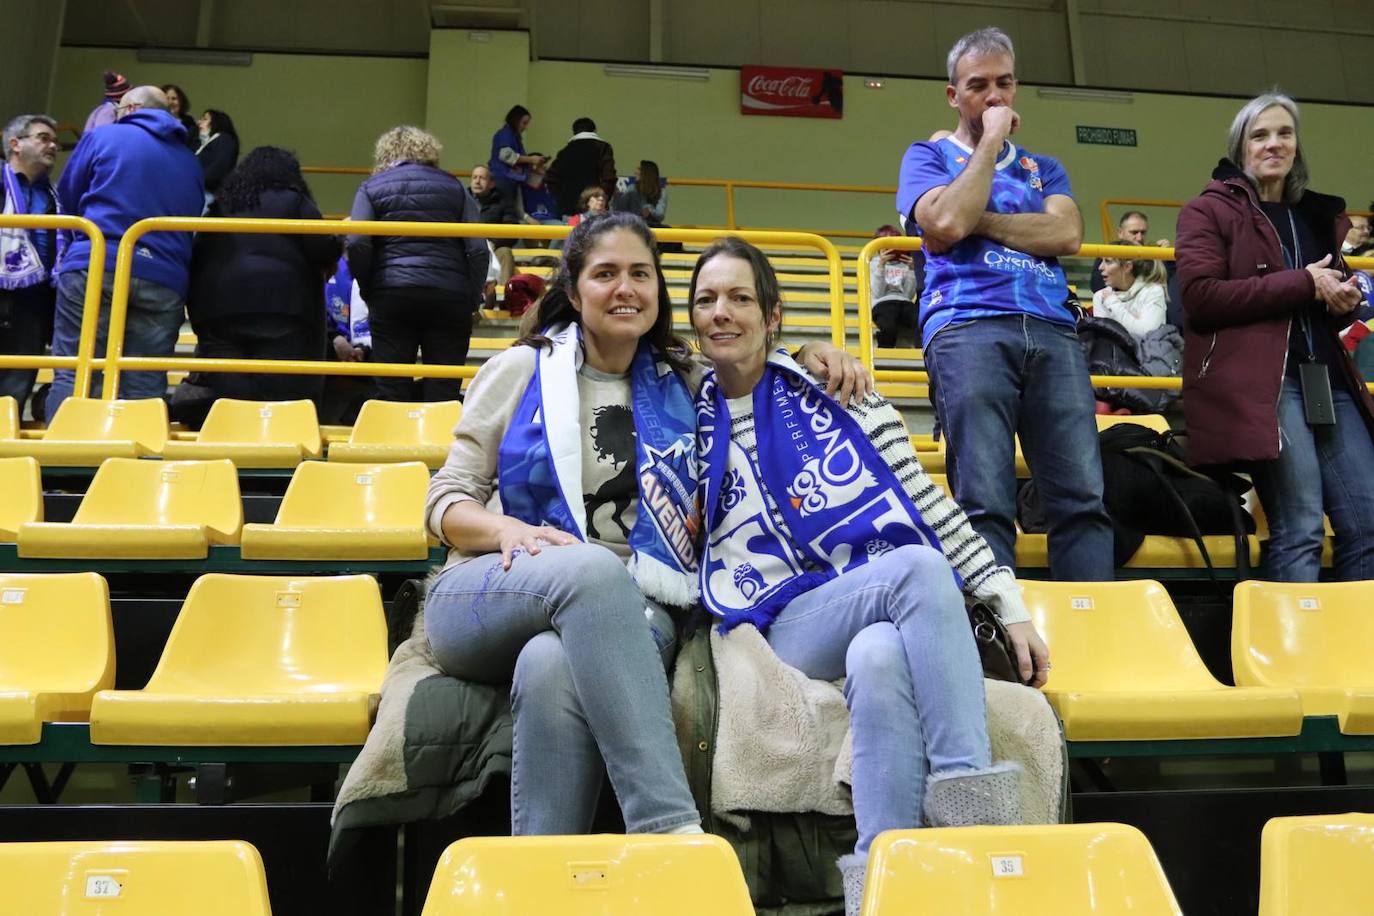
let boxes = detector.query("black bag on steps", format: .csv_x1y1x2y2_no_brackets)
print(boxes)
1017,423,1255,580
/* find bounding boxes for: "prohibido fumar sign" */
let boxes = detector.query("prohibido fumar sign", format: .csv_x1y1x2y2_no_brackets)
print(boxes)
1076,125,1137,147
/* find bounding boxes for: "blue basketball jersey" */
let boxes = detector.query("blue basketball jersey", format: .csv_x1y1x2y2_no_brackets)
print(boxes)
897,137,1076,346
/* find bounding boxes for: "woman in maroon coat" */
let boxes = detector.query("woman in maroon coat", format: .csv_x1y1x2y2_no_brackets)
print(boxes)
1176,92,1374,582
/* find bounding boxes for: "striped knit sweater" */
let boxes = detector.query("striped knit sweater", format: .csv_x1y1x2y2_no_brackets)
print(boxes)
723,390,1031,625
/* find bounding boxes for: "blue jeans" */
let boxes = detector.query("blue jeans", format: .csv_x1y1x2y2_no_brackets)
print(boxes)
49,269,185,413
1250,376,1374,582
926,314,1114,581
764,545,990,854
424,542,700,835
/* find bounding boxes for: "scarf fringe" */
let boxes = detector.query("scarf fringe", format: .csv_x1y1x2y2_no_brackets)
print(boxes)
627,553,699,608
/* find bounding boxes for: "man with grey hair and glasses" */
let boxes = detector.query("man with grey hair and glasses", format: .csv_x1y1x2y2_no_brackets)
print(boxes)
0,114,62,414
897,26,1114,582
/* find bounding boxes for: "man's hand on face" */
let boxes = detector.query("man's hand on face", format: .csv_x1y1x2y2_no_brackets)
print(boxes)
980,106,1020,145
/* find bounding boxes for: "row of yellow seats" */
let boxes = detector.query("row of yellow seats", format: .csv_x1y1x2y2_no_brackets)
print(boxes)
5,815,1369,914
0,572,386,747
0,396,462,469
1,455,430,560
1025,579,1374,741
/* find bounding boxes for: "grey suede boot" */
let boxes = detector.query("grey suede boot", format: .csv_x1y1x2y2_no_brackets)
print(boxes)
837,853,867,916
922,761,1023,827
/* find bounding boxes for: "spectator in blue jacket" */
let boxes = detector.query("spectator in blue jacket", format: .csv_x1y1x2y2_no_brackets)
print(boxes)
347,126,489,402
51,85,204,414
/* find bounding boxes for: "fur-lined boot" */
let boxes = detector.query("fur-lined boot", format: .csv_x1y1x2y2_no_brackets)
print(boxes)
923,761,1022,827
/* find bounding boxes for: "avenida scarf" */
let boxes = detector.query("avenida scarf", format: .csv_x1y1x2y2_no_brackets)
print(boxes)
498,323,700,606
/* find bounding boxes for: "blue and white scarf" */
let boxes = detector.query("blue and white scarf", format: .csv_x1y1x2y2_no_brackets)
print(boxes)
697,350,958,632
498,322,700,606
0,163,65,291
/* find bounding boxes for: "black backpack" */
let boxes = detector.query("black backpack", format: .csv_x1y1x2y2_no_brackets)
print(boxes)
1018,423,1255,580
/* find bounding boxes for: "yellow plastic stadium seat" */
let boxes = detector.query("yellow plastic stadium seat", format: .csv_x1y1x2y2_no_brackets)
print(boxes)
1258,813,1374,916
1022,580,1302,740
0,839,271,915
0,456,42,540
1015,533,1261,569
0,395,17,439
862,823,1181,915
909,434,938,452
0,398,167,465
17,459,242,559
0,573,113,745
928,474,953,499
162,398,322,467
89,574,387,746
420,834,754,916
1232,581,1374,734
328,399,461,469
239,461,429,560
1095,413,1171,433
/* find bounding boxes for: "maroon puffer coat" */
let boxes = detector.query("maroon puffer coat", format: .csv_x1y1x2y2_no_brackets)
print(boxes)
1175,159,1374,466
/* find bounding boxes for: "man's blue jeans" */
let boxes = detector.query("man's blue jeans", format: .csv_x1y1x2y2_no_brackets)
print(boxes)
49,269,184,413
1250,375,1374,582
926,314,1114,581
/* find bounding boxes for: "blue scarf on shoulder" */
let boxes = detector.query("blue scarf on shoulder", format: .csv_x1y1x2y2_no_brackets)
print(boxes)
696,350,958,632
498,323,700,606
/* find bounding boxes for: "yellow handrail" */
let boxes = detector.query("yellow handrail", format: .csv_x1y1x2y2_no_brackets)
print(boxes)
301,166,893,239
853,239,1178,381
0,215,107,395
1098,198,1374,242
102,220,846,396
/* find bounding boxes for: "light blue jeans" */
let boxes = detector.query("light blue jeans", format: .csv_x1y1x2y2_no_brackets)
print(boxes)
1250,375,1374,582
49,269,185,413
764,544,990,855
424,542,700,834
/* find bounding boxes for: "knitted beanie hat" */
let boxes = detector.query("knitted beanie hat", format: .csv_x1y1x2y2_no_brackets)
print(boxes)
103,71,131,101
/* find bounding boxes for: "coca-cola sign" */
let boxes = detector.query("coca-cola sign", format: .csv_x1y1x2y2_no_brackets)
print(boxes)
741,65,843,119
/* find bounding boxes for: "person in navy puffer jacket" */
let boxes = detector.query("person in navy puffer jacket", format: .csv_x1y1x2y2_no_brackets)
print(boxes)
51,85,204,414
346,125,489,402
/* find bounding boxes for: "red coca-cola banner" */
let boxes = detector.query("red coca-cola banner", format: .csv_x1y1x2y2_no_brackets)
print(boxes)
740,66,844,119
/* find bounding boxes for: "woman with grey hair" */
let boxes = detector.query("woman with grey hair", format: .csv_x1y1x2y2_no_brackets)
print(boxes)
346,126,490,401
1176,92,1374,581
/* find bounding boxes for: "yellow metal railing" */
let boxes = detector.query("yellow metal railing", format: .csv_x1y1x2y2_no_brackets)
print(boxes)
301,166,890,240
0,215,107,396
100,220,846,396
1098,198,1374,243
854,238,1374,393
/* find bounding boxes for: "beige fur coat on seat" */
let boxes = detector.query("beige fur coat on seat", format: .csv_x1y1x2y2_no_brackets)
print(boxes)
670,624,1066,831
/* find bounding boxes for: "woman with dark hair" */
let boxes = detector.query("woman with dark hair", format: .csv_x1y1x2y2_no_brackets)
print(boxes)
196,109,240,203
487,104,545,197
182,146,340,422
689,236,1046,915
346,125,488,402
1176,92,1374,581
160,83,198,150
421,212,866,839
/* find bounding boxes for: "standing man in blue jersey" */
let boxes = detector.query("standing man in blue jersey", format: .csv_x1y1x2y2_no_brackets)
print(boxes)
898,27,1113,581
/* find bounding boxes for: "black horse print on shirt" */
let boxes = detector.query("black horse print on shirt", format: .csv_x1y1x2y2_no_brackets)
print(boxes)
585,404,637,541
